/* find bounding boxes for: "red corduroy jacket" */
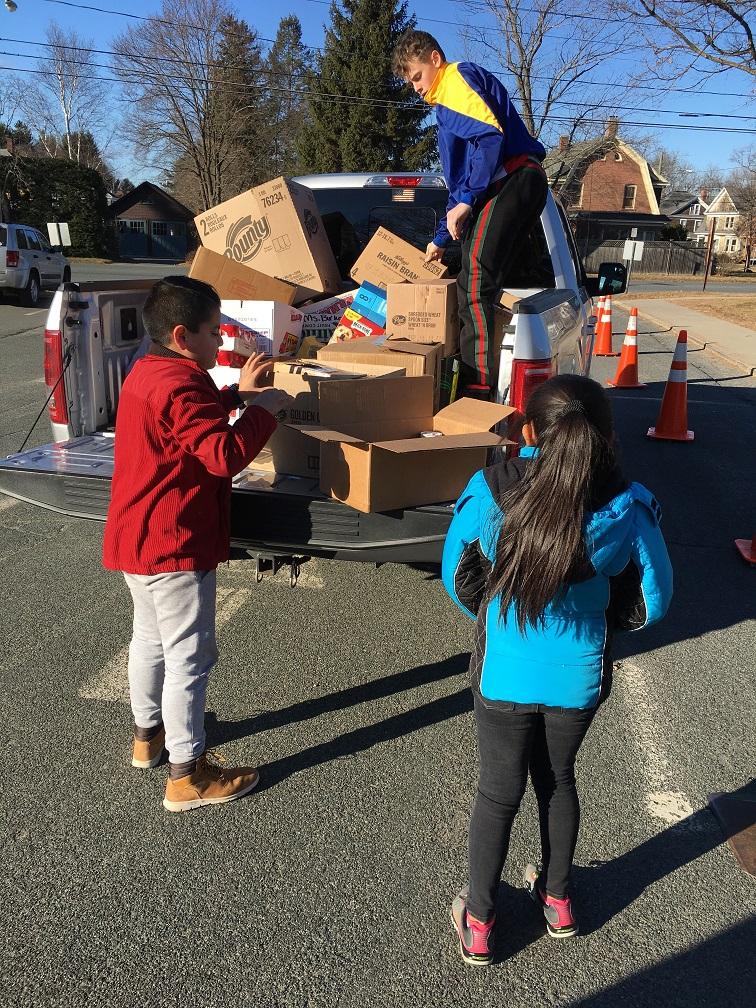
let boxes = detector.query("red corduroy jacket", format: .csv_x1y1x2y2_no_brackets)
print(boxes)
103,350,276,574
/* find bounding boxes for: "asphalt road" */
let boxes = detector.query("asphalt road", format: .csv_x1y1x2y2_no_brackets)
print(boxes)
0,292,754,1008
628,278,755,295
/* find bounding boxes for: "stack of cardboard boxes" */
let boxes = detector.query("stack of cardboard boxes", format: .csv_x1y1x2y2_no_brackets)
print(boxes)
190,176,513,512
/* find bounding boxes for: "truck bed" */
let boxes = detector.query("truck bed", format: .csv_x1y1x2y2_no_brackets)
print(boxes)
0,434,454,564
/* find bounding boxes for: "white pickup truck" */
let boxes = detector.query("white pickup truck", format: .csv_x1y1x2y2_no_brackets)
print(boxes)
0,173,626,575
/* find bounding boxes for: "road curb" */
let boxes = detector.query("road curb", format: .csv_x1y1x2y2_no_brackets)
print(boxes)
631,305,756,377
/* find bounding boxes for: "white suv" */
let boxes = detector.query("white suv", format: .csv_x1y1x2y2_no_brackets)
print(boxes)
0,223,71,306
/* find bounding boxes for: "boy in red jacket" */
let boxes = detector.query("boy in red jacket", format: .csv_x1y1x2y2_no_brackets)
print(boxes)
103,276,292,812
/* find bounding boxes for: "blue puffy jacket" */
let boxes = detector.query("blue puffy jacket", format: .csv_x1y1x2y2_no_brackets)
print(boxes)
442,449,673,710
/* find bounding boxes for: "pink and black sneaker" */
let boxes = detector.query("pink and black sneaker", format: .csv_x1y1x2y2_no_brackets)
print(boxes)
450,889,495,966
523,863,578,938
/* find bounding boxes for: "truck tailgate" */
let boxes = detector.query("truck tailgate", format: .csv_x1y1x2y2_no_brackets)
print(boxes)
0,435,454,564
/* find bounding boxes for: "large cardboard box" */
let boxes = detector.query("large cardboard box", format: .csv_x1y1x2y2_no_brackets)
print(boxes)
254,359,405,477
298,376,514,513
386,279,459,354
188,247,297,303
350,227,448,289
194,177,341,302
219,300,303,357
316,336,444,410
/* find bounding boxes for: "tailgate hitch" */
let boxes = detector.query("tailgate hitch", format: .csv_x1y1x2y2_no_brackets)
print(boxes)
249,551,311,587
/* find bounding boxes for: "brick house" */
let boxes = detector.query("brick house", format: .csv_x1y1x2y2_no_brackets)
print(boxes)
105,181,195,260
544,119,668,250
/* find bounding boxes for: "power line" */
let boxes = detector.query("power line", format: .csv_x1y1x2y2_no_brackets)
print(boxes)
3,61,755,135
7,48,756,122
28,3,756,97
3,33,755,106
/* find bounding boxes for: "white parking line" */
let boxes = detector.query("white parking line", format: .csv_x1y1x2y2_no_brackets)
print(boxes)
78,586,254,703
23,311,45,316
614,659,710,830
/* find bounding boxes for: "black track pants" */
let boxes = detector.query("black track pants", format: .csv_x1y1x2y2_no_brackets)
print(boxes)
457,167,548,390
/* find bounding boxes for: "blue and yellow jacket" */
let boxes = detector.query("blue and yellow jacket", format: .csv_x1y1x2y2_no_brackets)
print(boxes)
441,450,673,710
424,62,546,247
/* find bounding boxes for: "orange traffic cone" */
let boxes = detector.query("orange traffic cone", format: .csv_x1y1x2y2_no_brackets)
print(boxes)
647,330,694,441
608,308,645,388
593,295,619,357
734,534,756,565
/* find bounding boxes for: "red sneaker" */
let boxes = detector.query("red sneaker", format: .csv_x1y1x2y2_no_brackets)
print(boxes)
524,863,578,938
450,889,495,965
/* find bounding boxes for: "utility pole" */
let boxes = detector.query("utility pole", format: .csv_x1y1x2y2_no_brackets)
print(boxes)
702,216,716,291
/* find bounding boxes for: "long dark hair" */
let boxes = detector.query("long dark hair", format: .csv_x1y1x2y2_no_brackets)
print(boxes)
488,374,616,633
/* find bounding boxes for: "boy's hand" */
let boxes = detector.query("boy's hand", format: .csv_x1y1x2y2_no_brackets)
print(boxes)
237,352,278,398
252,388,294,418
424,242,443,263
446,202,472,241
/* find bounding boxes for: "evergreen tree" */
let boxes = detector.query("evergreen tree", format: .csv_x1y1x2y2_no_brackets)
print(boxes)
264,16,312,178
5,157,111,256
297,0,434,173
210,15,271,195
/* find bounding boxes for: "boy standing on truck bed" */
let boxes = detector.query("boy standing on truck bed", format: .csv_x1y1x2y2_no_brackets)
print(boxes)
103,276,292,812
393,30,548,400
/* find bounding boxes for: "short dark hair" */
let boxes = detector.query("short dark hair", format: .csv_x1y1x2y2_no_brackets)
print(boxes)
392,30,445,77
142,276,221,346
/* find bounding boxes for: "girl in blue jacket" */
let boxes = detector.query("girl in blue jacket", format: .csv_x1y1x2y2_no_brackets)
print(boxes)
442,374,672,965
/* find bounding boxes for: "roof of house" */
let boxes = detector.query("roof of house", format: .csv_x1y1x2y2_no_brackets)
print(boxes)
544,133,668,215
105,181,194,221
659,190,701,215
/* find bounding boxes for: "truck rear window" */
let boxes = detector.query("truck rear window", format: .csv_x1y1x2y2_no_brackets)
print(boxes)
311,187,461,279
0,225,6,247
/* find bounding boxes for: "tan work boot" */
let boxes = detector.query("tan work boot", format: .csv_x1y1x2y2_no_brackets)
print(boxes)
132,726,166,769
162,753,260,812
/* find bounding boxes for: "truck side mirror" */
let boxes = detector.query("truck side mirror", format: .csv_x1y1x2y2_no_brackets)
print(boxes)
584,262,627,297
597,261,627,295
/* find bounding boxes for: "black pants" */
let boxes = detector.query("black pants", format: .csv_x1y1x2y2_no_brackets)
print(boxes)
466,693,596,923
457,166,548,391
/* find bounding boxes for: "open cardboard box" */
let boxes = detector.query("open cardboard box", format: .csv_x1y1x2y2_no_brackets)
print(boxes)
253,358,405,478
316,335,443,410
296,375,514,513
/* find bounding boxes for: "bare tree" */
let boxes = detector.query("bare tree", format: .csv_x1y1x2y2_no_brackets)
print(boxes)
112,0,273,210
19,23,112,165
616,1,756,77
462,1,649,147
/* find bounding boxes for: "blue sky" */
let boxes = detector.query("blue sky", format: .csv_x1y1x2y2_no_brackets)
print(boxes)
2,0,754,184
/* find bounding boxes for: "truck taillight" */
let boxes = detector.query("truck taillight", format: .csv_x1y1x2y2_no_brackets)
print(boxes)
43,329,69,424
6,250,19,267
509,358,552,415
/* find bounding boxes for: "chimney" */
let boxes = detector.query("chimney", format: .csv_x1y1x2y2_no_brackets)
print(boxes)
604,117,619,140
559,135,569,153
699,188,708,203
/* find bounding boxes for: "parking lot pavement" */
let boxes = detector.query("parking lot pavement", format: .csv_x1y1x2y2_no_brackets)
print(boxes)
0,311,754,1008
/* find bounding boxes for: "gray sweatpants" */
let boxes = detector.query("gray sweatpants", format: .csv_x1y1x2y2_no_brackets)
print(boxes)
124,570,218,763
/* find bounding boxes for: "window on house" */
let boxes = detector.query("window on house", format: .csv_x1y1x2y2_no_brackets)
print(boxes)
614,153,622,161
622,185,636,210
679,219,687,228
691,205,700,216
724,216,735,229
